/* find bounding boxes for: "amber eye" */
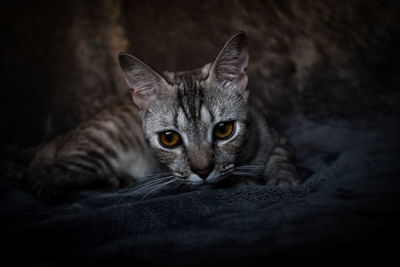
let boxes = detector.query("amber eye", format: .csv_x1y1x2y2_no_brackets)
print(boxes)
214,121,234,139
159,131,181,148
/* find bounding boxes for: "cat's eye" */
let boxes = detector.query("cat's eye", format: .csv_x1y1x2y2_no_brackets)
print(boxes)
159,131,181,148
214,121,234,140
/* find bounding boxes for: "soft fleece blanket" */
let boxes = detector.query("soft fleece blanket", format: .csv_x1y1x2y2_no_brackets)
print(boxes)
1,112,399,266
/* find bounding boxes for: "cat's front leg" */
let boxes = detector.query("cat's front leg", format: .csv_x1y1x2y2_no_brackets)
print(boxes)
23,162,135,203
264,136,300,186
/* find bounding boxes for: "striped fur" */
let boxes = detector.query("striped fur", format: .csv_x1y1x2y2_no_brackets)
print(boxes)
24,32,299,202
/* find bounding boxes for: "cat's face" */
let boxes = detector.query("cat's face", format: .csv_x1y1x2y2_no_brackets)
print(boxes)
119,32,249,184
142,69,249,184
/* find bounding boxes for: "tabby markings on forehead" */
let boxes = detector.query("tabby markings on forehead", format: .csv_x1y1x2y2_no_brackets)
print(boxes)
176,108,188,130
200,105,212,125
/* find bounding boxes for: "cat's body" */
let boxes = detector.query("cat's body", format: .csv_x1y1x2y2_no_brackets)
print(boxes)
24,32,299,202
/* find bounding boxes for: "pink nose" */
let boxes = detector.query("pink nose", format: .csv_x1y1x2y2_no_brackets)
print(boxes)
191,165,214,179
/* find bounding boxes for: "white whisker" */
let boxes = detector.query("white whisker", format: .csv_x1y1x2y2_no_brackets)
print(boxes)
235,165,263,170
134,176,171,189
232,171,262,177
132,177,174,194
144,172,171,178
141,180,176,200
133,173,173,187
112,175,174,203
234,165,263,178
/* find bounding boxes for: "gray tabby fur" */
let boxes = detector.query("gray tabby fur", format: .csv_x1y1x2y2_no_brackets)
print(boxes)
23,32,299,202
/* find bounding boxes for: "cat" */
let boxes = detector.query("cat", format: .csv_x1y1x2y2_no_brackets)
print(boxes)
23,32,300,203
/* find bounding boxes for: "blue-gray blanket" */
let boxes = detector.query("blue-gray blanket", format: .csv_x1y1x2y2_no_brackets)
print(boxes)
1,113,399,266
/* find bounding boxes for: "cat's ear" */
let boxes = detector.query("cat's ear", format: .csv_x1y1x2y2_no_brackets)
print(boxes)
207,31,249,92
118,52,170,109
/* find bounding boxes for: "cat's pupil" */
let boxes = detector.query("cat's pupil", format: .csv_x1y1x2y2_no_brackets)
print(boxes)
164,131,173,141
217,123,227,133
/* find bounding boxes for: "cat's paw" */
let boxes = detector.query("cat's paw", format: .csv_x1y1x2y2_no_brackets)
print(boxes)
266,175,300,187
105,175,134,189
30,180,68,204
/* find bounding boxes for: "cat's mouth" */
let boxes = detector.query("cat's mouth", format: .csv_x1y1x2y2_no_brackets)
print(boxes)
171,164,263,186
185,164,264,185
180,163,235,185
132,164,264,199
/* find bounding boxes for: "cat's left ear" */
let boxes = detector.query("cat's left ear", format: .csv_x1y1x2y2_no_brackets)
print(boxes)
207,31,249,93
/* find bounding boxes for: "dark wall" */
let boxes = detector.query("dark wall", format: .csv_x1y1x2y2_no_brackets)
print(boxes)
1,0,400,153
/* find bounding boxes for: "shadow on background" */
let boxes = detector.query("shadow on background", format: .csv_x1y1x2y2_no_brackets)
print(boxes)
1,0,399,154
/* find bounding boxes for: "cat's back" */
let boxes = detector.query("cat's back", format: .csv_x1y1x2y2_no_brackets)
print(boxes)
29,101,156,179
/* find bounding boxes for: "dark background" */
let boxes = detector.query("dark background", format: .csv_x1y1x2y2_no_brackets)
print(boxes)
1,0,399,154
1,0,400,265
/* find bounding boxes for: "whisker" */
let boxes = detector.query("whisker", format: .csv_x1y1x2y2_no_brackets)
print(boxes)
112,178,170,203
133,173,173,187
232,170,260,175
111,173,174,203
114,177,175,203
235,165,263,170
232,171,262,177
132,177,174,194
144,172,171,178
234,165,264,178
133,176,171,190
220,168,234,175
141,180,176,200
216,172,232,181
131,183,166,195
235,168,263,171
235,164,263,167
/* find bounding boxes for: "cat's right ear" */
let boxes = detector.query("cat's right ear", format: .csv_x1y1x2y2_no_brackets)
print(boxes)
118,52,169,110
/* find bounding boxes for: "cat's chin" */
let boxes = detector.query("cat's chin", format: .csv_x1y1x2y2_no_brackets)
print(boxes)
182,172,228,186
186,174,205,185
205,171,230,184
205,177,221,184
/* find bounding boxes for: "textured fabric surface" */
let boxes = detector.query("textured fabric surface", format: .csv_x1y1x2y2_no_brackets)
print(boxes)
1,113,399,266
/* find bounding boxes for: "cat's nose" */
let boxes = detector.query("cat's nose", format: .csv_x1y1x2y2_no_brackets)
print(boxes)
191,164,214,179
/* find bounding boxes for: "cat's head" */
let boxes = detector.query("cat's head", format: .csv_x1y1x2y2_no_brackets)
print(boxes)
119,32,249,185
